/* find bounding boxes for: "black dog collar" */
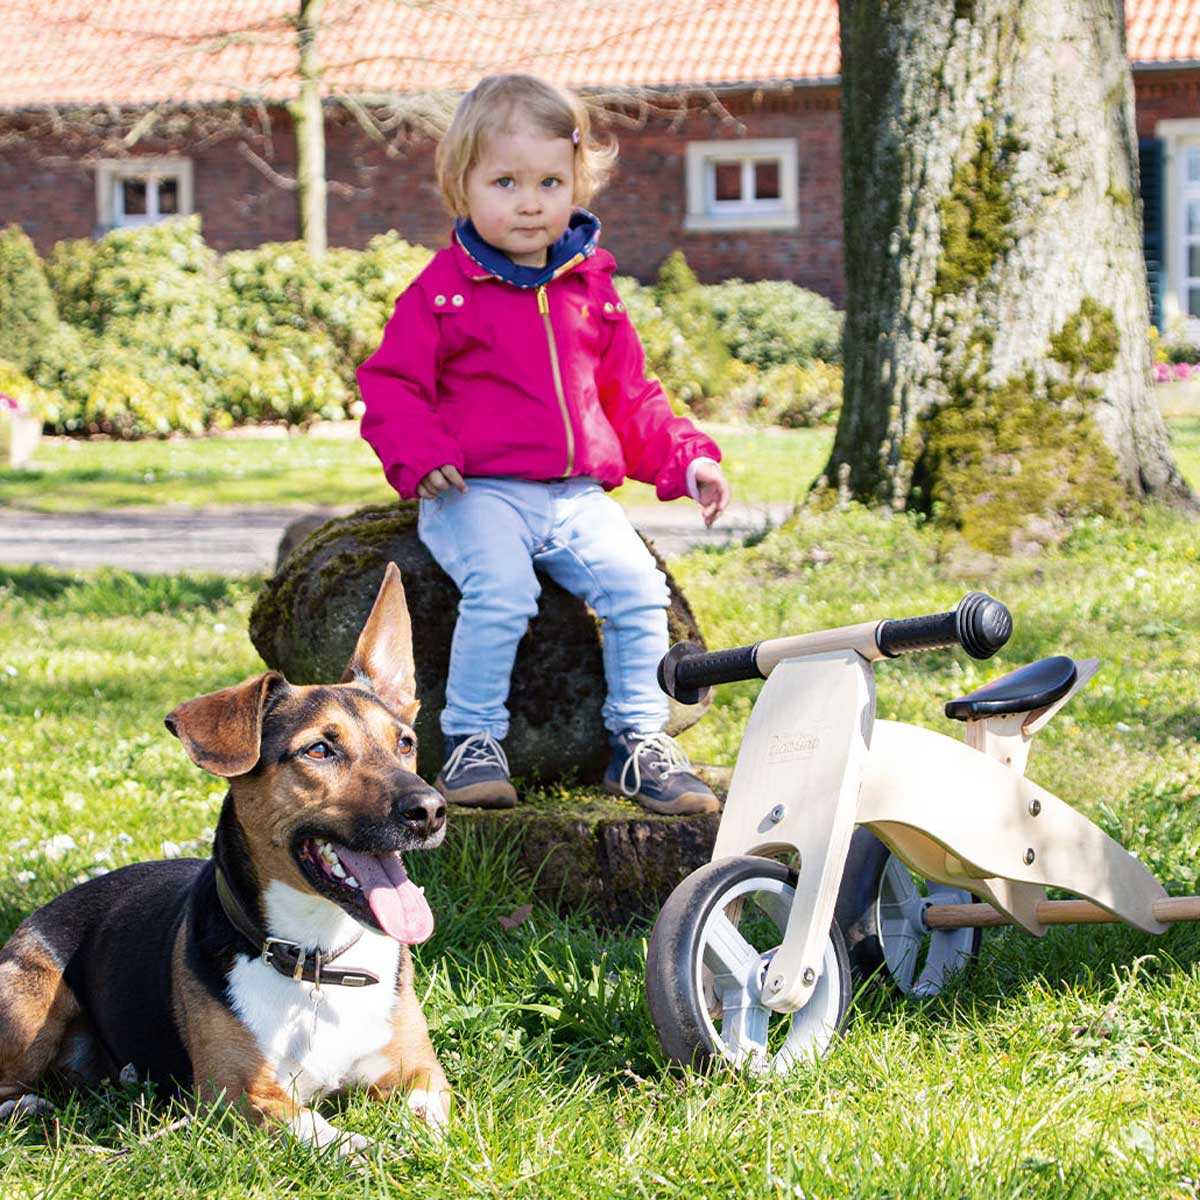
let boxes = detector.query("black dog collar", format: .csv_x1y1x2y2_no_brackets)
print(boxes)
214,868,380,989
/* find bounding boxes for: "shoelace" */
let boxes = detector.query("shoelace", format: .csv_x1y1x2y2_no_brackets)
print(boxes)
442,731,510,778
617,731,692,798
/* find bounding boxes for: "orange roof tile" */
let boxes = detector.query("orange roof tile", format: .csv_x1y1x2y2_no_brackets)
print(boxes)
1,0,1195,110
1128,0,1200,64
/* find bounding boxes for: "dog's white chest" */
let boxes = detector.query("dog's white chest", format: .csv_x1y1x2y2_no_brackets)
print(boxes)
227,884,402,1103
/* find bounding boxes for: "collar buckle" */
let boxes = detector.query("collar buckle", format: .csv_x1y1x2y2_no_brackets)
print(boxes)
261,936,302,972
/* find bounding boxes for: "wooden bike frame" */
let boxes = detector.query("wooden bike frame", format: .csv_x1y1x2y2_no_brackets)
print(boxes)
709,627,1172,1015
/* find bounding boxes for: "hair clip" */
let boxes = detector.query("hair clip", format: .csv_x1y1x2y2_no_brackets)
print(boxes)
571,127,580,146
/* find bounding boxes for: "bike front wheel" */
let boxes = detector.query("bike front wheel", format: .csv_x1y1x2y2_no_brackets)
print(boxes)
646,856,851,1073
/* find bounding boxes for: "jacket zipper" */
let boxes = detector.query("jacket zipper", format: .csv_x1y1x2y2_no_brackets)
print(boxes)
537,284,574,477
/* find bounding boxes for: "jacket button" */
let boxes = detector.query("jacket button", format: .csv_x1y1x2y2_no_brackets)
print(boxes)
616,302,626,312
434,294,446,306
603,302,614,313
451,294,464,306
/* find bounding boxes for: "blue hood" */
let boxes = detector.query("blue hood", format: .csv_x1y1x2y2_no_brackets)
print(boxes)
454,209,601,288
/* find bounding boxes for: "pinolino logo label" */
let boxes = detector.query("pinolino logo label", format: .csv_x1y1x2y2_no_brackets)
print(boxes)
766,731,821,763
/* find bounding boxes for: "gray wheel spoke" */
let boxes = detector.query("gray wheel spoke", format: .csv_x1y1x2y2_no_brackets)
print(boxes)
882,930,921,980
869,854,980,996
878,898,922,932
718,991,770,1062
702,910,762,986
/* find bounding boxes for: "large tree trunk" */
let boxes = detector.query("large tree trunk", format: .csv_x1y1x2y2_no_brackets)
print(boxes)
827,0,1191,552
291,0,327,258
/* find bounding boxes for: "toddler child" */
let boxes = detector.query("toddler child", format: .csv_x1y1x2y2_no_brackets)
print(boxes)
358,73,731,816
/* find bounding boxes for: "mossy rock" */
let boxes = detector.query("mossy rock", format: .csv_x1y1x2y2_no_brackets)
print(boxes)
249,503,711,782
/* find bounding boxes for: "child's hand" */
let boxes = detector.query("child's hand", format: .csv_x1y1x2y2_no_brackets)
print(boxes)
694,461,731,528
416,465,468,499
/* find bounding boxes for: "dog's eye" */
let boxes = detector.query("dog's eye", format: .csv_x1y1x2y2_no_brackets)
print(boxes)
398,735,416,757
303,741,334,760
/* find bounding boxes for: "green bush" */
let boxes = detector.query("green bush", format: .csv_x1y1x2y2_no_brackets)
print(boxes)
705,279,843,368
622,254,846,421
1163,339,1200,365
750,361,843,428
39,219,236,434
650,252,733,415
0,225,62,373
221,233,431,390
45,216,220,333
29,330,204,437
614,276,700,414
33,218,407,432
0,358,61,423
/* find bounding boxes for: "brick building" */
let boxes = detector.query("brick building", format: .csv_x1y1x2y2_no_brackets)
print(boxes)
2,1,1199,321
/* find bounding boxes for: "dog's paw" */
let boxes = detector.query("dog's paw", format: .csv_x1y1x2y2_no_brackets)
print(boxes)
286,1109,376,1161
0,1094,55,1122
406,1086,451,1135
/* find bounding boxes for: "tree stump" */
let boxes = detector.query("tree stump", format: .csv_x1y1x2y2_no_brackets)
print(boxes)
249,504,711,782
450,786,728,925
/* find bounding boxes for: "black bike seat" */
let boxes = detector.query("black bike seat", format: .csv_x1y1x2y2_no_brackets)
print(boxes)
944,655,1077,721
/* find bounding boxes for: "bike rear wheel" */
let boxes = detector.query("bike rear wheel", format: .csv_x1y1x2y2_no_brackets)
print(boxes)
837,829,981,995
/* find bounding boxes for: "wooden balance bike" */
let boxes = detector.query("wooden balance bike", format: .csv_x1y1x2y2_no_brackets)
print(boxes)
647,593,1199,1072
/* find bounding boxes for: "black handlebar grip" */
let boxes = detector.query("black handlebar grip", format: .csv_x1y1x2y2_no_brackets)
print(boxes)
953,592,1013,658
657,640,763,705
875,592,1011,660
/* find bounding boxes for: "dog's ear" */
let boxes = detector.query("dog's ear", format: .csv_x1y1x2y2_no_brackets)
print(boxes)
164,672,285,777
340,561,420,725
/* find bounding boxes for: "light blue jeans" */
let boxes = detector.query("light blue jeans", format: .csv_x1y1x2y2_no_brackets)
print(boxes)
417,477,670,739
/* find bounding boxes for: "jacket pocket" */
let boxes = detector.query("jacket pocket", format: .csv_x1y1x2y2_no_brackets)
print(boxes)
428,287,495,359
599,297,630,324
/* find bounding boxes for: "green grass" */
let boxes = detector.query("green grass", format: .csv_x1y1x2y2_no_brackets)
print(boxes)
611,424,833,508
1,490,1199,1195
0,424,834,514
0,433,395,512
1171,415,1199,487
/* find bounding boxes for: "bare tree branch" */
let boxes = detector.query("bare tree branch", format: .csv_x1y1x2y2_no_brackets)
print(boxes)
238,140,299,190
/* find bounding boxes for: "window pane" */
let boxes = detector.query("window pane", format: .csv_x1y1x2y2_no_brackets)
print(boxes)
157,177,179,214
754,160,780,200
1189,287,1200,318
121,178,148,215
714,161,742,202
1189,201,1200,237
1188,145,1200,183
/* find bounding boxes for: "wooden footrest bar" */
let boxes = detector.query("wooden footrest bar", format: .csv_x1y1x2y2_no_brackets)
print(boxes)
923,895,1200,930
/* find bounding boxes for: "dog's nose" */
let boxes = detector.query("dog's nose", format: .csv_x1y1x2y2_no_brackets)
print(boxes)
395,790,446,837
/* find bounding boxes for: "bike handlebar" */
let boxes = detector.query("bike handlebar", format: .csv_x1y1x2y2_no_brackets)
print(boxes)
658,592,1012,705
874,592,1012,659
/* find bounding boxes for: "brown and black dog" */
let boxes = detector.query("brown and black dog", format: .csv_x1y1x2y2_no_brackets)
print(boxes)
0,563,450,1155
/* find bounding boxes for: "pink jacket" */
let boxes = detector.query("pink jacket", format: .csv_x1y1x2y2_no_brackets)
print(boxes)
357,235,720,500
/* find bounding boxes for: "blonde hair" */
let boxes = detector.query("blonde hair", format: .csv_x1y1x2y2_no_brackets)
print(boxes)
435,74,617,216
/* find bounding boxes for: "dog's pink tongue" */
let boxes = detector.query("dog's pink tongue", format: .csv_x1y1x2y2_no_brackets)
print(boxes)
333,847,433,944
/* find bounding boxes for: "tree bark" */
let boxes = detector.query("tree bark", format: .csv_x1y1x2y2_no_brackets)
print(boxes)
828,0,1191,550
292,0,327,259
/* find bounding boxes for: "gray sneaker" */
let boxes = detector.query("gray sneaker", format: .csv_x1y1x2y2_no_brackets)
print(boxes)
435,732,518,809
604,730,719,816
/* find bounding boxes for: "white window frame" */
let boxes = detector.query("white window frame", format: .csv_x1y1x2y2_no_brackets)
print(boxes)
685,138,798,232
1154,119,1200,336
95,157,194,233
